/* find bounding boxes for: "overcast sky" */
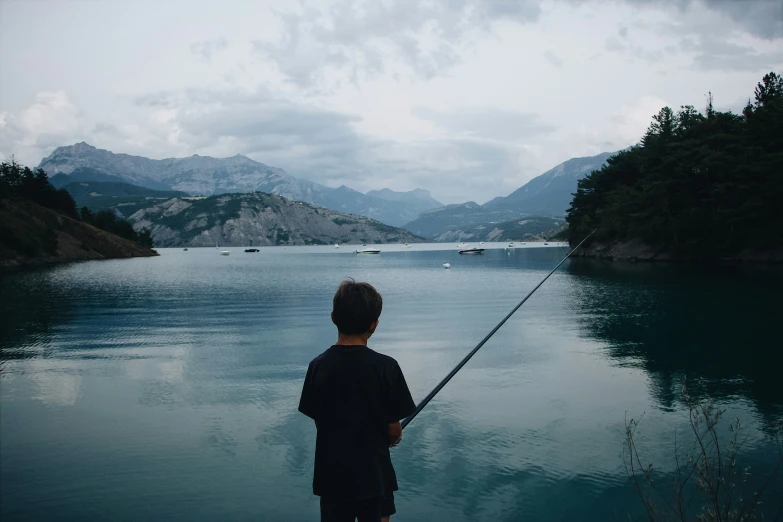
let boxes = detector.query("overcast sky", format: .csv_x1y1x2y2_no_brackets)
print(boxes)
1,0,781,203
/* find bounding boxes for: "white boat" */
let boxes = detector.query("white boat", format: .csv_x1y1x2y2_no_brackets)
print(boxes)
334,244,339,248
443,263,451,269
220,250,230,256
355,247,381,254
403,243,411,248
508,242,514,247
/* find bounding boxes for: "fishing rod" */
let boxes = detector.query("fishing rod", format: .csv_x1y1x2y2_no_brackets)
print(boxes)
400,230,596,430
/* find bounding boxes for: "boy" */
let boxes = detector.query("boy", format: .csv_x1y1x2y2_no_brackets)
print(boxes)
299,280,416,522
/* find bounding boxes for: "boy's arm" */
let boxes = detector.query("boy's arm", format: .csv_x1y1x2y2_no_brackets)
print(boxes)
388,422,402,447
386,362,416,447
298,363,319,421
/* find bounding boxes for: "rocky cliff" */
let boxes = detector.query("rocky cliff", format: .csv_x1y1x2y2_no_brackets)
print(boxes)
128,192,425,247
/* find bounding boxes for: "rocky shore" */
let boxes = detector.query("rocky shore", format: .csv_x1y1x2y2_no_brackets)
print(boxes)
574,239,783,263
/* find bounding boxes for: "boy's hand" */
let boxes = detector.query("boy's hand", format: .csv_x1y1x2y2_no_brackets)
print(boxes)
388,421,402,448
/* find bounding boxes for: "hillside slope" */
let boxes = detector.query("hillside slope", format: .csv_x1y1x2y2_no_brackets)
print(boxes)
431,216,566,242
0,198,157,267
484,152,616,214
128,193,425,248
61,180,188,216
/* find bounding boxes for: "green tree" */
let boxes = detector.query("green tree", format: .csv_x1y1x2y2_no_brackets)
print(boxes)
0,161,78,218
137,228,154,248
567,71,783,258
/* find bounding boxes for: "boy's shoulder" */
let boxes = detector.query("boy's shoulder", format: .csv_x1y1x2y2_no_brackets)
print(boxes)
363,346,399,366
309,345,399,368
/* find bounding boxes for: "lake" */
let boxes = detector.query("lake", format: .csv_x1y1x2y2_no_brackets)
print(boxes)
1,244,782,521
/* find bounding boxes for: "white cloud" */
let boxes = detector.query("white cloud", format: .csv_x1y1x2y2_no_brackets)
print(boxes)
31,369,82,406
190,37,229,62
1,0,781,203
253,0,543,90
0,91,85,164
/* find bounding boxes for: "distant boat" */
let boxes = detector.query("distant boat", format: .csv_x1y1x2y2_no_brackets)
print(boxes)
443,263,451,269
403,243,411,248
220,250,230,256
334,244,339,248
356,247,381,254
183,248,188,251
508,242,514,247
459,248,485,255
244,248,260,252
544,242,549,245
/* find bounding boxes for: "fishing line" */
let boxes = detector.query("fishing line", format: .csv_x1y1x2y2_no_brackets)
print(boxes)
400,230,596,430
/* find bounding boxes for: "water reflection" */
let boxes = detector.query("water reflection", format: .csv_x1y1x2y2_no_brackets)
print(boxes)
2,249,782,521
0,268,75,360
567,260,783,427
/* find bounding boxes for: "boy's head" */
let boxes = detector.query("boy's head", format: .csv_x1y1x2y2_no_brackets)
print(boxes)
332,280,383,336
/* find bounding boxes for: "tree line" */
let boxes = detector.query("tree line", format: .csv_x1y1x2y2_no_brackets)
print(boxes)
567,72,783,258
0,161,153,249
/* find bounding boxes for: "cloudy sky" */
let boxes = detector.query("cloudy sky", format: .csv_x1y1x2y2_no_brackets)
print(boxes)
1,0,781,203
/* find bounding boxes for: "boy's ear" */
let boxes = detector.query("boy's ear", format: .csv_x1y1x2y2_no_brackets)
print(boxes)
369,319,379,333
331,311,336,325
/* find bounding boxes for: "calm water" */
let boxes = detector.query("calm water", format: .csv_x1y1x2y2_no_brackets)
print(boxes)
1,244,782,521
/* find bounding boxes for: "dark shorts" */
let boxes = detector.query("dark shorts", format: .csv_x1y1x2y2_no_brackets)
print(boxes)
320,492,396,522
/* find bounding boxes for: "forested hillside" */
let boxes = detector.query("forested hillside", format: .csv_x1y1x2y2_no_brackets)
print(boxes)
0,162,156,266
567,72,783,260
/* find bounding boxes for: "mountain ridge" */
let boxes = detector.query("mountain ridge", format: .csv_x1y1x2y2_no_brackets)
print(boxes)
126,192,426,248
403,151,617,238
39,143,442,226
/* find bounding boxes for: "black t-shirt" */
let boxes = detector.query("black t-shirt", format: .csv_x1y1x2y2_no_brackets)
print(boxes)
298,345,416,499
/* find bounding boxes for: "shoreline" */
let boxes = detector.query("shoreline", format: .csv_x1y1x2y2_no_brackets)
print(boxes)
571,239,783,264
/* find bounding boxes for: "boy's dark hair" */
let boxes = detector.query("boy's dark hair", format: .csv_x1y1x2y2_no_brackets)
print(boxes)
332,280,383,335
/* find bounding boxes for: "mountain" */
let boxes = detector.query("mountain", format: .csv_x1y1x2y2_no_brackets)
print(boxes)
39,143,441,226
429,216,566,242
483,152,616,214
403,151,616,239
127,192,425,248
403,202,488,237
366,187,441,206
49,167,142,187
62,181,188,215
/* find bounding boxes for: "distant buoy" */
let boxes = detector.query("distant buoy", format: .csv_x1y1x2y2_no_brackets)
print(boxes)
443,263,451,269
